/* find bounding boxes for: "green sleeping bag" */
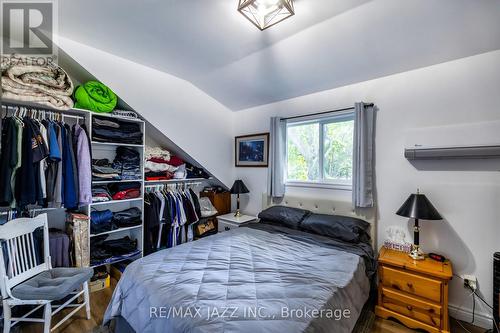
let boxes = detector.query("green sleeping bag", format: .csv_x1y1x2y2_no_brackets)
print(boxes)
74,81,117,113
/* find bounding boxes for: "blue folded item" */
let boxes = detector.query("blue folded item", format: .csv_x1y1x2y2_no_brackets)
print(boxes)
91,209,114,225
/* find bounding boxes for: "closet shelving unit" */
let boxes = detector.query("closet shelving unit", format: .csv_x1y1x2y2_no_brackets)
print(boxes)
2,98,218,267
2,99,146,268
88,114,145,267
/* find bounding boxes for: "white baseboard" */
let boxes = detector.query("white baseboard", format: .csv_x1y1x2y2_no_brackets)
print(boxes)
449,303,493,330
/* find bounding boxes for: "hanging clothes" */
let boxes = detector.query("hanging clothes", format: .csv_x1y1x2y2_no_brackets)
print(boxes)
143,185,201,254
74,124,92,206
0,105,91,210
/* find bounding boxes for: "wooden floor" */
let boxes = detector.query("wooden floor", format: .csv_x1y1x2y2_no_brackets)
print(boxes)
19,278,486,333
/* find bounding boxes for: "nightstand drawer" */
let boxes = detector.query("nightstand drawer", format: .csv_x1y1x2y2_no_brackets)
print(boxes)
380,266,442,303
218,220,236,233
381,287,441,328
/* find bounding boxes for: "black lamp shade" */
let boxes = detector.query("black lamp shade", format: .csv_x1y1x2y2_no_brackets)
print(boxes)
396,193,442,220
230,180,249,194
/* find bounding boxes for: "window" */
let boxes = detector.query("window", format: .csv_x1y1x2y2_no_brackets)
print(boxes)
286,113,354,188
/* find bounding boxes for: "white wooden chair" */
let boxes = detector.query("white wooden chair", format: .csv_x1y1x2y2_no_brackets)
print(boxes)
0,214,93,333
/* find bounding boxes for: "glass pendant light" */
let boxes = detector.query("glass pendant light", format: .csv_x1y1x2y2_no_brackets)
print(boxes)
238,0,295,30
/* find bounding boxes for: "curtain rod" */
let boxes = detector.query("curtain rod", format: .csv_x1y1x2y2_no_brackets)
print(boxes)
280,103,374,122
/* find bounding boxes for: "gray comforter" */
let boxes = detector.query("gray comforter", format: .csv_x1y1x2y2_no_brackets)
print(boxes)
103,224,375,333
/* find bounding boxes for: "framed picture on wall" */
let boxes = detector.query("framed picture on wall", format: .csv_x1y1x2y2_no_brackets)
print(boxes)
235,133,269,167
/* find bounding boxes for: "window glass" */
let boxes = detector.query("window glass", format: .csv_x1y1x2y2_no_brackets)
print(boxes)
286,122,319,181
286,113,354,186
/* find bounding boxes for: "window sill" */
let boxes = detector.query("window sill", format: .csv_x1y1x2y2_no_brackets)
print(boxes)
285,181,352,191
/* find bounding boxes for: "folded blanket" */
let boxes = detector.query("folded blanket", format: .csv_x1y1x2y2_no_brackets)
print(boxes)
74,81,117,113
144,160,177,173
145,146,171,161
1,57,74,110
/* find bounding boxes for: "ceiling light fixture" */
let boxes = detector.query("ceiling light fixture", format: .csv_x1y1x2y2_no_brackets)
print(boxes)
238,0,295,31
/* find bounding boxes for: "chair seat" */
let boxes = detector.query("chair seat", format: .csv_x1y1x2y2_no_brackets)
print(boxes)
11,267,93,301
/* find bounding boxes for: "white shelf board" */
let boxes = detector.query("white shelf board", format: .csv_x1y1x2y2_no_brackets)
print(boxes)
91,141,144,148
91,251,142,268
144,177,211,185
90,225,142,238
92,179,143,185
90,198,143,206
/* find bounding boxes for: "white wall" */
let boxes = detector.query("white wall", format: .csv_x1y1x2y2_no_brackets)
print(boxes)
57,37,235,188
233,50,500,326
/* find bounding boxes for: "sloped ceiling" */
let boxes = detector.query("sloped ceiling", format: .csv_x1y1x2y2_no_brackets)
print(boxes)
59,0,500,111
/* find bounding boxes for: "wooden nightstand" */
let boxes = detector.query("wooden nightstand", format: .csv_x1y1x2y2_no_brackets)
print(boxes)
375,247,453,333
217,213,258,233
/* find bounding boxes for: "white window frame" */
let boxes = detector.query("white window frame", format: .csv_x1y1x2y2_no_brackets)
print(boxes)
285,111,354,191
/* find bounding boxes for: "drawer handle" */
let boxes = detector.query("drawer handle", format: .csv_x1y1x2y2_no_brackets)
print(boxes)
225,227,230,231
406,305,413,311
407,282,414,289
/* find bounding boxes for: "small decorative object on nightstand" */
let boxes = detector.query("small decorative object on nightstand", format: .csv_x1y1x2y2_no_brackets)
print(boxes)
396,189,443,260
217,213,257,233
230,180,250,217
375,247,453,333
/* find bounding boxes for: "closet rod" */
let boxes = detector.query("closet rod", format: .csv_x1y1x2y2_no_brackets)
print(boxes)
144,182,202,188
280,103,374,122
1,104,86,121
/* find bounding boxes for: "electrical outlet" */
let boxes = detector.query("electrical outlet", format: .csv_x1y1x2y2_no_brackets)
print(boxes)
462,274,477,291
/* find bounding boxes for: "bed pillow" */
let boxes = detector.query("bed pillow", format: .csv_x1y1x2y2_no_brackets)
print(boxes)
257,205,310,230
300,213,371,243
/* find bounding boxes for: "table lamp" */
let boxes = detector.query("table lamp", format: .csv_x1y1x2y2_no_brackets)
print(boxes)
396,189,442,260
230,180,249,217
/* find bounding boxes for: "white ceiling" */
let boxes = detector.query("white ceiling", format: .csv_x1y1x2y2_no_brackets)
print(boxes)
59,0,500,111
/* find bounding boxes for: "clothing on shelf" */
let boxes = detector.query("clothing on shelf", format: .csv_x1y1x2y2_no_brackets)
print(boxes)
90,207,142,235
144,146,186,180
113,147,141,180
111,109,139,119
90,235,138,266
92,186,112,202
144,146,184,180
145,146,171,162
90,209,114,234
0,105,90,210
92,115,142,144
92,159,121,181
144,146,209,181
186,163,211,179
143,185,201,255
91,182,141,203
109,182,141,200
112,207,142,228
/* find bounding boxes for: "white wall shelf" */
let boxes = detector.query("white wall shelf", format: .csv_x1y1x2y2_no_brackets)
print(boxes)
92,179,143,185
91,141,144,148
90,225,142,238
144,177,211,185
90,198,143,206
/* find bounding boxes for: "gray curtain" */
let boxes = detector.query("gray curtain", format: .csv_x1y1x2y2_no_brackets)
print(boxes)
267,117,286,198
352,103,375,208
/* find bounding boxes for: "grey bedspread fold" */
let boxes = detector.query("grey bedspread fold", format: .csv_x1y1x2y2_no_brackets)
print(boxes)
104,225,374,333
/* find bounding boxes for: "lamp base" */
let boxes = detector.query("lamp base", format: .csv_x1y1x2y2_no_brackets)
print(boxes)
409,245,425,260
234,210,242,218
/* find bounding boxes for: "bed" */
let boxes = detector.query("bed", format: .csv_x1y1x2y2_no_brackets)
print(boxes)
103,195,376,333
